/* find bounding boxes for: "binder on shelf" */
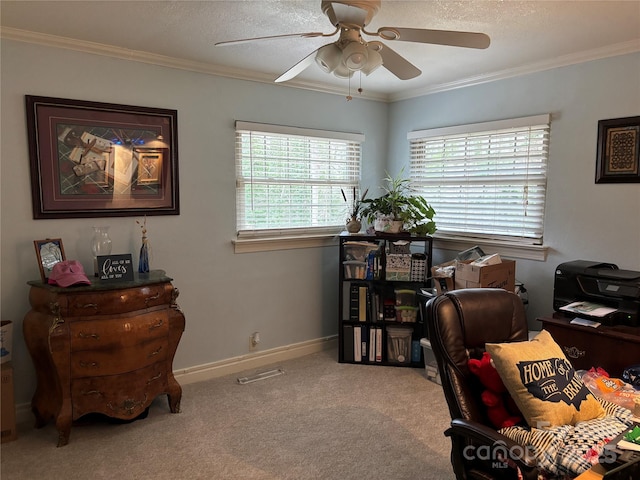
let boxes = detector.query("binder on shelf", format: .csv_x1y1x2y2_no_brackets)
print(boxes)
368,327,376,362
358,285,368,321
349,283,360,321
361,325,368,360
354,325,362,362
375,327,383,362
343,325,354,362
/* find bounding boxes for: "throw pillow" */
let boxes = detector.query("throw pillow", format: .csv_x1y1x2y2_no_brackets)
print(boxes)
486,329,605,428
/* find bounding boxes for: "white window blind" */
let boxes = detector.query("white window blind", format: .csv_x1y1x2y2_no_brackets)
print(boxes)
235,121,364,237
408,114,550,244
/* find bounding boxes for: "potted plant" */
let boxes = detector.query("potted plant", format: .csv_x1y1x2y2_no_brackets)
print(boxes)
341,187,368,233
360,170,436,235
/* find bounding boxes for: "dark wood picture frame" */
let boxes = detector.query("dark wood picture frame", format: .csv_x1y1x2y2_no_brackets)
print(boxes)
595,116,640,183
34,238,66,282
25,95,179,218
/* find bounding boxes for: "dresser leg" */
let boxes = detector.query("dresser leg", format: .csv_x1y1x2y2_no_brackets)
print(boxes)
55,408,72,447
55,419,70,447
31,405,46,429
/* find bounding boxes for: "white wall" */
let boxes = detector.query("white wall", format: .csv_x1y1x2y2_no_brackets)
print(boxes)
388,52,640,327
0,39,388,406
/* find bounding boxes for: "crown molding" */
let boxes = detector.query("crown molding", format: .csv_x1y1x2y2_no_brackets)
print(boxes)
0,27,388,102
3,27,638,104
390,39,640,102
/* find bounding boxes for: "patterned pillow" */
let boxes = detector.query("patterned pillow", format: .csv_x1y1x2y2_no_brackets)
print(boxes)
486,330,605,428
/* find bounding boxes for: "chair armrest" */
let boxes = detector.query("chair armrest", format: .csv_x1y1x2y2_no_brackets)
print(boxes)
446,418,539,471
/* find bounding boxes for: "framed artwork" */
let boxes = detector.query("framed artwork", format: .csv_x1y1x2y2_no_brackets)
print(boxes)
25,95,179,218
595,116,640,183
34,238,66,282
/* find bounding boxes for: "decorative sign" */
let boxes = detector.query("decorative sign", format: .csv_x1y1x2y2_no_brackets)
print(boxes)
97,254,134,282
518,357,590,408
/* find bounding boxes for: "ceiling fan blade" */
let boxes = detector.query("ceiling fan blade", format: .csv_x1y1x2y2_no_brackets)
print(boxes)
377,44,421,80
275,49,319,83
376,27,490,49
215,31,330,47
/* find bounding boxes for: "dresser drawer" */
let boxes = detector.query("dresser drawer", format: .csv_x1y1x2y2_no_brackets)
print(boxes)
70,311,169,352
70,337,168,377
71,362,167,420
62,283,174,316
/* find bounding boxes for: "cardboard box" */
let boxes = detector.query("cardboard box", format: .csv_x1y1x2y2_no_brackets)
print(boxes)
1,363,17,443
1,320,12,364
454,259,516,292
431,261,456,294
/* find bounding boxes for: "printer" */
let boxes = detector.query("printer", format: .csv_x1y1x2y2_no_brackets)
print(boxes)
553,260,640,327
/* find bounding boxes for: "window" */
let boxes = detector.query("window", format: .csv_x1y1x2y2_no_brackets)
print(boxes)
408,114,550,245
235,122,363,241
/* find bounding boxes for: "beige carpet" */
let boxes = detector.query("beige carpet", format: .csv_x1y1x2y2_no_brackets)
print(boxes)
1,348,454,480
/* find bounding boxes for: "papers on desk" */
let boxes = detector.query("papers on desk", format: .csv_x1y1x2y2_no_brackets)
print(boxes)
618,439,640,452
560,301,618,318
570,317,601,328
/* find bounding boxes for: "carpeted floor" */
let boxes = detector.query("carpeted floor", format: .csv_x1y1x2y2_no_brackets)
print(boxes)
1,348,454,480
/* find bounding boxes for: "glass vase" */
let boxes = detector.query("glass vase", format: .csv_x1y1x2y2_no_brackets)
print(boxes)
91,226,112,277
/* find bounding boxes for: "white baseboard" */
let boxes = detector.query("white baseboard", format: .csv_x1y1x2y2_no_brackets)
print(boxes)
175,335,338,385
15,335,338,425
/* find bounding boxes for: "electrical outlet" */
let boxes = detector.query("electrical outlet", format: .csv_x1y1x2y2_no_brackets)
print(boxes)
249,331,260,351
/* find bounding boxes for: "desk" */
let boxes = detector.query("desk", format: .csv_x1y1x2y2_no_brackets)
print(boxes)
575,464,605,480
538,314,640,377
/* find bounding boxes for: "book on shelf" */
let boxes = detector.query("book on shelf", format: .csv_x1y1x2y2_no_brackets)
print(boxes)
358,285,367,321
375,327,382,362
354,325,362,362
368,327,376,362
343,325,354,362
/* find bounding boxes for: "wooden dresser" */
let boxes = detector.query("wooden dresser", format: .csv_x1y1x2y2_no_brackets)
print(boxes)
538,313,640,377
23,270,185,446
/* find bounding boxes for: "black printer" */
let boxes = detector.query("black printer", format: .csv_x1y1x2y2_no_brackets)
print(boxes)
553,260,640,327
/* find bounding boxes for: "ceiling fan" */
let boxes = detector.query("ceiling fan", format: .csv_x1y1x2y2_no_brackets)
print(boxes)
215,0,490,83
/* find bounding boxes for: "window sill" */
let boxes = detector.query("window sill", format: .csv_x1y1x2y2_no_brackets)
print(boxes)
233,233,340,253
433,235,549,261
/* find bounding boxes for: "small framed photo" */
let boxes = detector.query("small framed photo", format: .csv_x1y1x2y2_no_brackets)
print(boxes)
136,151,163,185
34,238,66,282
595,116,640,183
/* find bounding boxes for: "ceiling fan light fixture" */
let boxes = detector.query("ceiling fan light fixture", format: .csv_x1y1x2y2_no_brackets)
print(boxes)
315,43,342,73
361,48,382,75
332,62,354,79
342,41,368,70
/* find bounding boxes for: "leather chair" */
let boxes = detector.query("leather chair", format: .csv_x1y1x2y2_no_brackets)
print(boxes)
425,288,539,480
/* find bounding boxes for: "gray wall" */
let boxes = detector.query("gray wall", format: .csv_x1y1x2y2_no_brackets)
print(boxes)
2,37,639,408
389,53,640,325
0,39,388,406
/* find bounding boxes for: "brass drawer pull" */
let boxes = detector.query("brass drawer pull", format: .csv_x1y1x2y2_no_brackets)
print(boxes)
107,394,148,416
147,373,162,384
79,361,98,368
81,390,103,397
78,303,99,311
563,346,586,359
148,346,162,357
149,319,164,330
78,332,100,340
144,293,160,307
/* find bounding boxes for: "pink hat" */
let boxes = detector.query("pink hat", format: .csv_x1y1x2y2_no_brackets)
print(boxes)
48,260,91,287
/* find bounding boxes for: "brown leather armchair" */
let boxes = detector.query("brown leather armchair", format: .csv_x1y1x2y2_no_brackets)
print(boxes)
425,288,539,480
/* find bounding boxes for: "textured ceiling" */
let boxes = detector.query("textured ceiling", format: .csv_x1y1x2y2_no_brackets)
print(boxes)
1,0,639,100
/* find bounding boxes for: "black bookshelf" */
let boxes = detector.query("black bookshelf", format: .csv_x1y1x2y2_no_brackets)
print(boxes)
338,232,433,367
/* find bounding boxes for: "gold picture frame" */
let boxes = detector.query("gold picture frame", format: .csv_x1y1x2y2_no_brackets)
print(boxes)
136,151,163,185
34,238,66,282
